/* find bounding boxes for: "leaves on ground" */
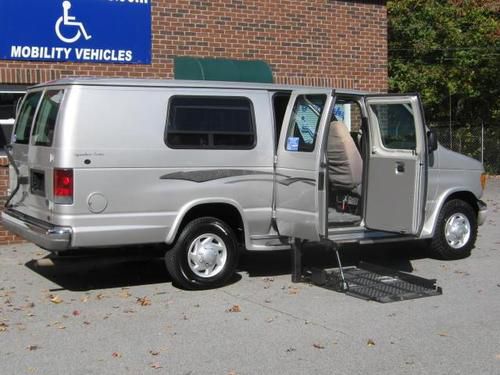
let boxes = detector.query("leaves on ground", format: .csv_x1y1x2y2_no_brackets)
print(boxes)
149,350,160,356
150,362,162,369
313,343,325,349
137,296,151,306
112,352,122,358
0,322,8,332
48,294,63,304
367,339,376,347
72,310,80,316
119,289,131,299
438,332,449,337
226,304,241,313
26,345,39,351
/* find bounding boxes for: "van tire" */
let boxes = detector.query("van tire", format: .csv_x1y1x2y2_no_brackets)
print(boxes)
165,217,239,290
428,199,477,260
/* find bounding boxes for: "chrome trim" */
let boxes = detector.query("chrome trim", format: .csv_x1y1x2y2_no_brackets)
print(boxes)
1,209,72,251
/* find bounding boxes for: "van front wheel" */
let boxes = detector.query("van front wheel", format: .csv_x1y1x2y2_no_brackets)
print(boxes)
428,199,477,260
165,217,239,289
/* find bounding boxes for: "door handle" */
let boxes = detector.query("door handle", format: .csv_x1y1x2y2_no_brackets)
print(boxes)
396,162,405,174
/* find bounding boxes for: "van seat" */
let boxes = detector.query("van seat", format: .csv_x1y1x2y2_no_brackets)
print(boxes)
327,121,363,191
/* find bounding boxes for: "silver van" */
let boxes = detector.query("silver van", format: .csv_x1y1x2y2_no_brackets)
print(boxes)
2,78,488,289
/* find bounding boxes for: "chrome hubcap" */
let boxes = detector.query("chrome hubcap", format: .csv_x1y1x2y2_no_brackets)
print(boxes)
187,233,227,278
444,213,470,249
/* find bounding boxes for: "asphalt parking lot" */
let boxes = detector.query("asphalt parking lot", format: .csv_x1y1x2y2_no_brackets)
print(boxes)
1,179,499,375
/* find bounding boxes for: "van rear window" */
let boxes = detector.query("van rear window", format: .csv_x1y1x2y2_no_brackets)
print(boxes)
14,92,42,144
32,90,64,147
166,96,256,149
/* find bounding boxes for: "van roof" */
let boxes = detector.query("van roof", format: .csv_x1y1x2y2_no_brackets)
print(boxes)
31,77,372,96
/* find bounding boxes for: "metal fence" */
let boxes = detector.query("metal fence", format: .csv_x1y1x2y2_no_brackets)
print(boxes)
431,124,500,174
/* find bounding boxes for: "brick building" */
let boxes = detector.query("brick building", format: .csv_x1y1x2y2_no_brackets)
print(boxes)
0,0,388,245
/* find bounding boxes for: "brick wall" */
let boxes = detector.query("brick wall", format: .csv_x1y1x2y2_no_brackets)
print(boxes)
0,0,388,246
0,0,387,90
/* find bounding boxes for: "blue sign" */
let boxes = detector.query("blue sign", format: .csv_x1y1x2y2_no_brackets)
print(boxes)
0,0,151,64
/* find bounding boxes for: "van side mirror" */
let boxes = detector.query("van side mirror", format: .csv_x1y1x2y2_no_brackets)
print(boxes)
427,130,438,153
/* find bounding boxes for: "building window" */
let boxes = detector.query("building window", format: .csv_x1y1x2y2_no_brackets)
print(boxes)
165,96,256,149
0,89,26,151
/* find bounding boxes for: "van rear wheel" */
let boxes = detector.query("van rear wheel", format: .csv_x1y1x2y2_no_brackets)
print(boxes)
165,217,239,290
428,199,477,260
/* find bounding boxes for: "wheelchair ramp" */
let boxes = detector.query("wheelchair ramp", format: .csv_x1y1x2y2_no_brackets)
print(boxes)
308,261,442,303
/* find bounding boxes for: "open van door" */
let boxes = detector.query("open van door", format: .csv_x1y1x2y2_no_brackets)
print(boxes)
274,89,334,241
364,95,427,235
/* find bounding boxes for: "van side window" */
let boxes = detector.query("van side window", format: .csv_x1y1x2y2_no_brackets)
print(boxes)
370,103,416,150
13,92,42,144
32,90,64,147
285,94,326,152
166,96,256,149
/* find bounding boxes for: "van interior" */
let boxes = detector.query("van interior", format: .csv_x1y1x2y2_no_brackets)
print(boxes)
272,93,365,228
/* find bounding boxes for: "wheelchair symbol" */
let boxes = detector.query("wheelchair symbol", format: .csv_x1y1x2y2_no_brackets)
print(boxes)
55,1,92,44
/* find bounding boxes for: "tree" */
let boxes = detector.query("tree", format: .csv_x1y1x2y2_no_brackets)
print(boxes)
388,0,499,129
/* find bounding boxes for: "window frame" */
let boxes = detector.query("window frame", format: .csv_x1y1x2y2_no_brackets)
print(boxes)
165,95,257,150
13,90,43,145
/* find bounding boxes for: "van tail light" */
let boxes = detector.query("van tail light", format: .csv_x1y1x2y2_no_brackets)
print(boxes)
54,168,73,204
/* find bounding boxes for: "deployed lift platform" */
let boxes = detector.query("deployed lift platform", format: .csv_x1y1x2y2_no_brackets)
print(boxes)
291,239,442,303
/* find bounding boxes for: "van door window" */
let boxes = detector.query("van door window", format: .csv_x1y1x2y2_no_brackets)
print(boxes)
32,90,64,146
285,94,326,152
166,96,256,149
369,103,416,150
13,92,42,144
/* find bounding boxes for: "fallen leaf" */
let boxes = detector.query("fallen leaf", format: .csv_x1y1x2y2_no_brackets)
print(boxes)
285,347,296,353
367,339,376,347
227,371,237,375
112,352,122,358
288,287,300,295
137,297,151,306
150,362,162,369
26,345,39,351
226,304,241,313
313,343,325,349
438,332,448,337
119,289,131,299
72,310,80,316
149,350,160,356
83,321,91,325
80,295,90,303
0,322,8,332
25,302,35,309
495,354,500,360
96,293,105,300
49,295,63,304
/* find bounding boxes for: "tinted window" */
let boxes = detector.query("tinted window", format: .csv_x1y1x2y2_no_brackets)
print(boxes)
14,92,42,144
32,90,64,146
285,95,326,152
0,92,25,151
166,96,255,149
371,103,416,150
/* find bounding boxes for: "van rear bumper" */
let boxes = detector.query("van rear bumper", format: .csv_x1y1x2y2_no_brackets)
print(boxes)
1,209,72,251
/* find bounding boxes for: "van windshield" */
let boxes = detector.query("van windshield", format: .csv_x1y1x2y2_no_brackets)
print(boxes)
14,92,42,144
32,90,64,146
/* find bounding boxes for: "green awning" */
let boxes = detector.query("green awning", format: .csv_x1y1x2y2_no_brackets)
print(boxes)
174,57,273,83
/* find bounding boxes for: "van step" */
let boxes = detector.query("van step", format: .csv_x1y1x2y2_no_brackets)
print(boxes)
305,261,442,303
